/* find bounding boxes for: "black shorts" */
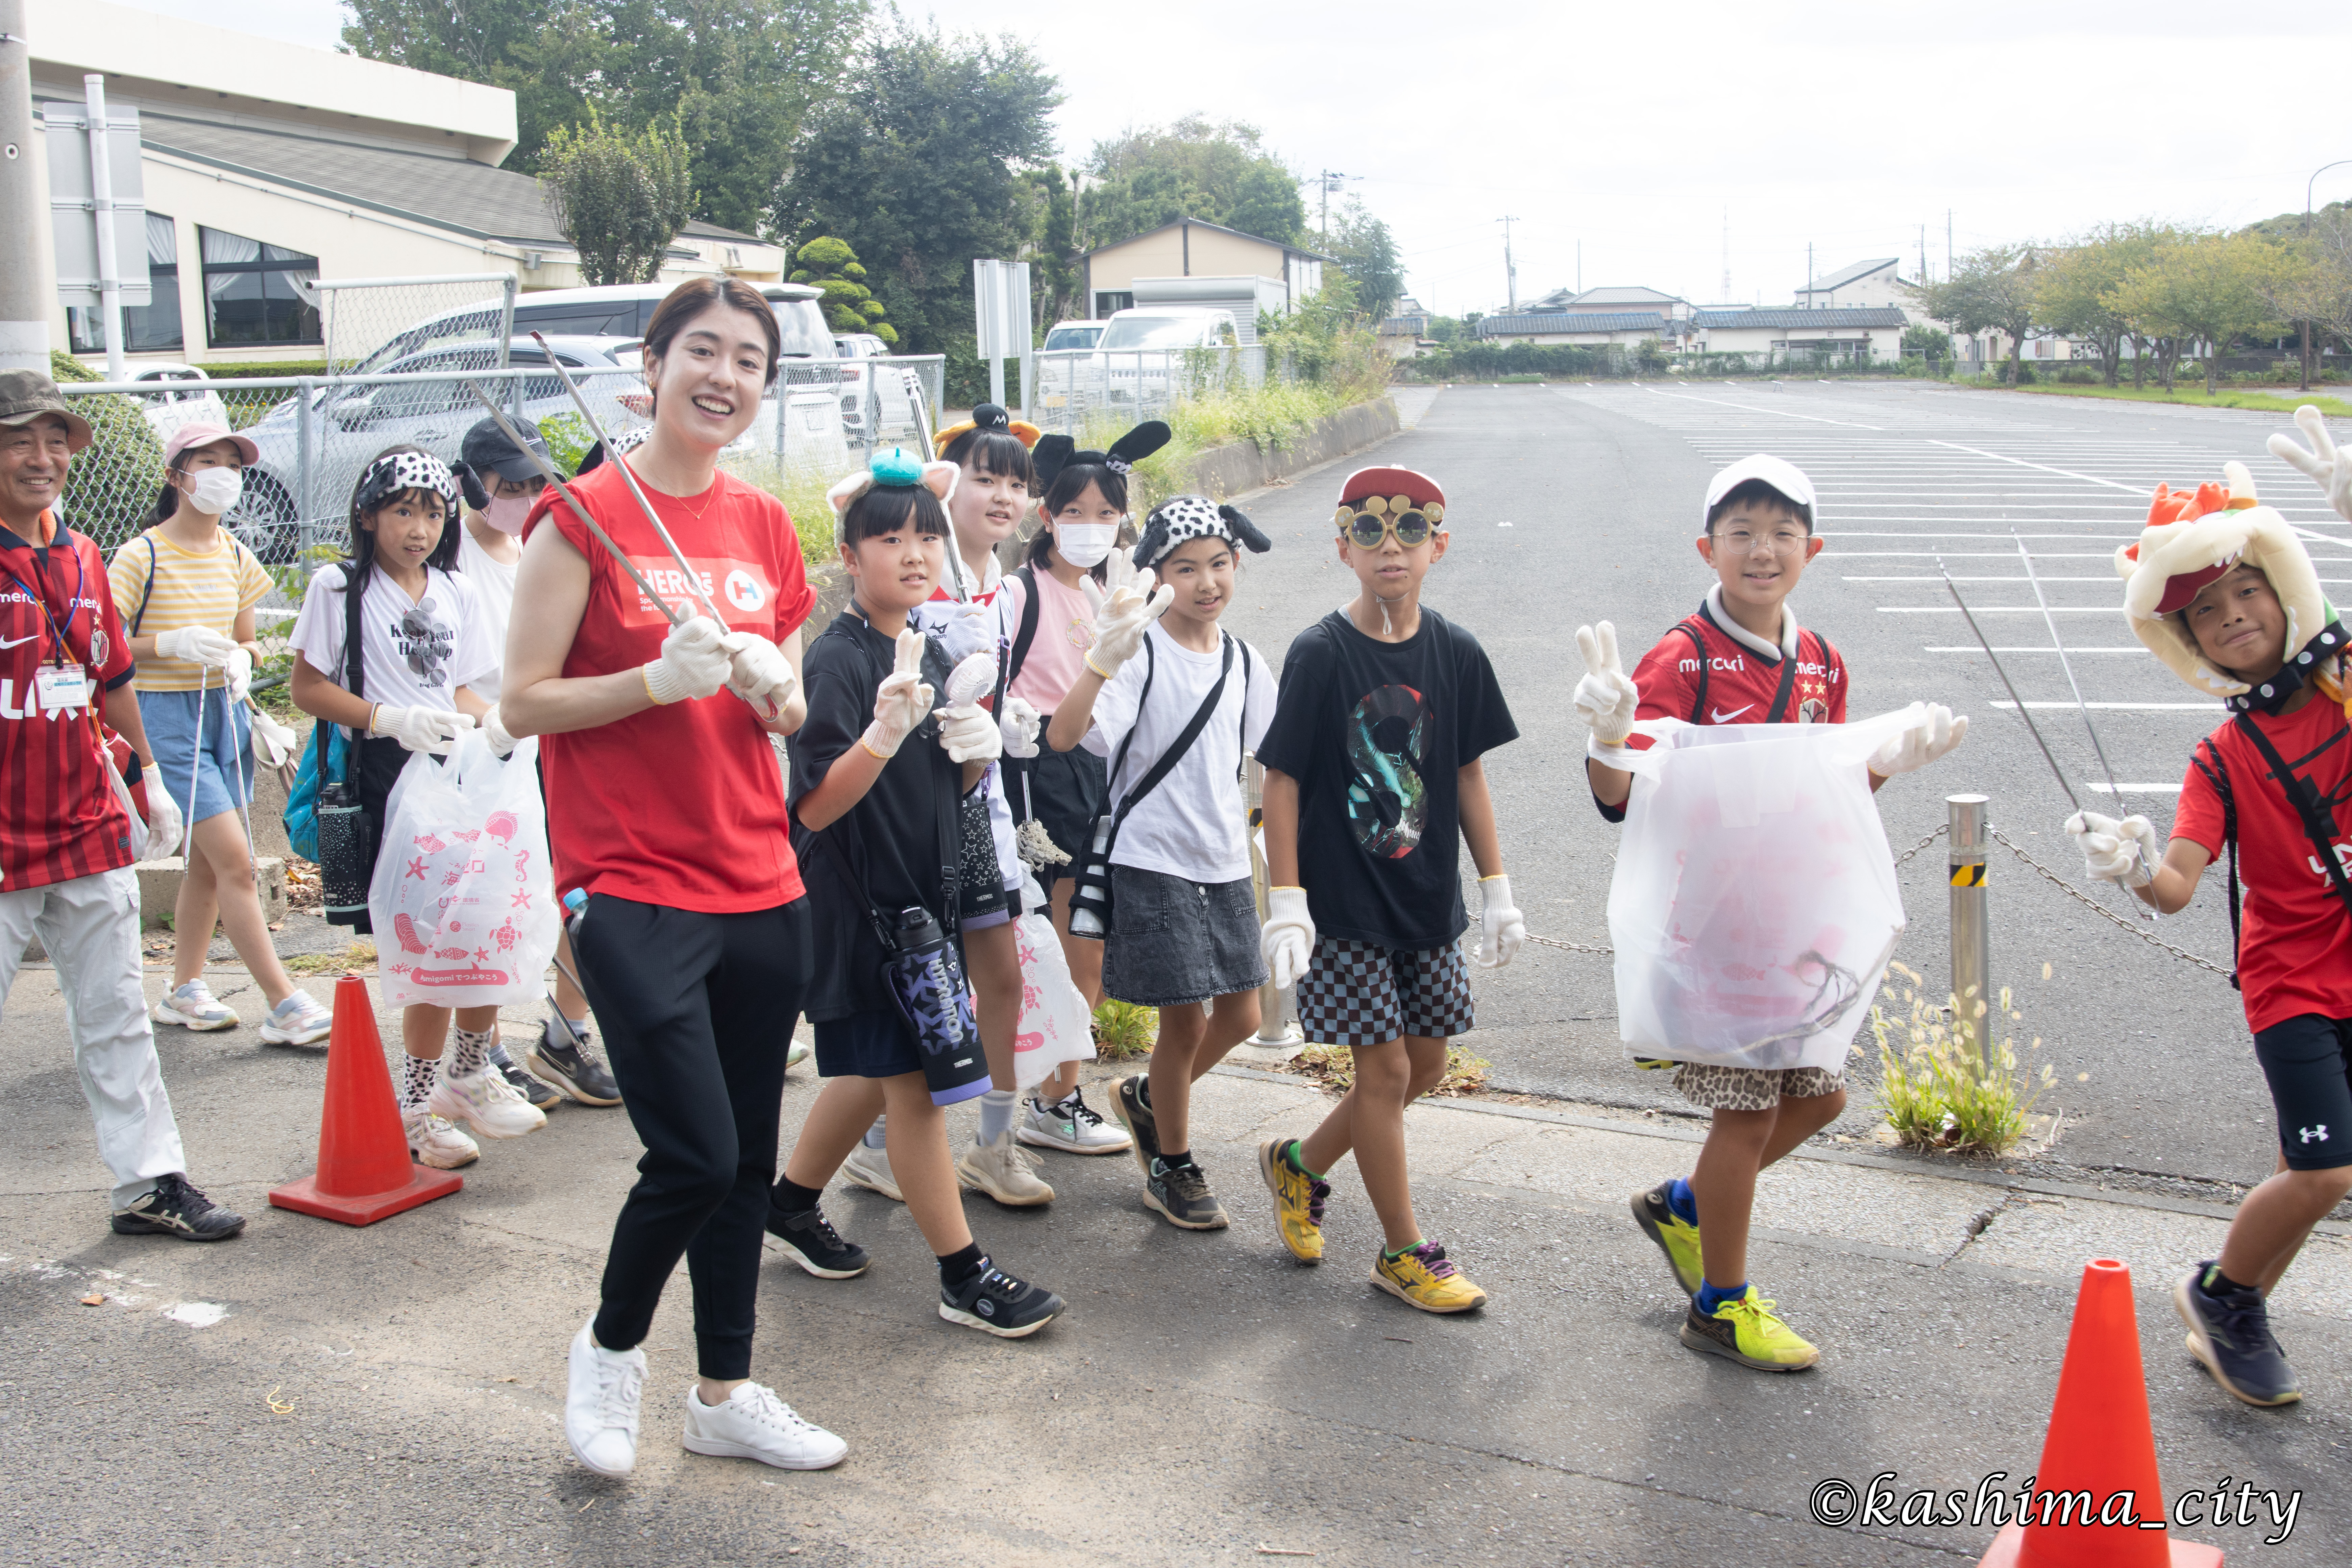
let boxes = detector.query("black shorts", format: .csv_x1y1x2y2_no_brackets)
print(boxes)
1003,740,1105,888
2253,1014,2352,1170
345,733,417,936
813,1007,921,1080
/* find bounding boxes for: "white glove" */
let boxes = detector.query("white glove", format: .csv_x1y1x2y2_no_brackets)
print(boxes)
934,597,1001,665
1573,621,1640,751
246,703,297,768
2066,810,2158,888
999,694,1042,759
144,780,183,860
720,631,797,712
1869,703,1968,777
225,647,253,703
641,615,732,706
1262,886,1316,991
861,628,934,758
1475,874,1525,969
481,702,519,759
1080,548,1173,678
938,704,1002,765
371,704,477,756
2269,405,2352,523
154,625,238,668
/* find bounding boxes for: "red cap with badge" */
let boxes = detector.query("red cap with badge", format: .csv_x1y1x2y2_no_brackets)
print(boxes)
1337,466,1445,514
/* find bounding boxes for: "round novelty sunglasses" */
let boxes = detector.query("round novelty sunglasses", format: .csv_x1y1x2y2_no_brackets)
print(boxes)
1335,494,1445,549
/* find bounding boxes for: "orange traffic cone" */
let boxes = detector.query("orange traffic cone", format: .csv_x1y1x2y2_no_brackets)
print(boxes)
268,973,462,1224
1978,1258,2221,1566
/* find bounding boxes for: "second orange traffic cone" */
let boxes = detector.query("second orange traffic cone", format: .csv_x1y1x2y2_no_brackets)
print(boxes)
1977,1258,2221,1567
269,973,462,1225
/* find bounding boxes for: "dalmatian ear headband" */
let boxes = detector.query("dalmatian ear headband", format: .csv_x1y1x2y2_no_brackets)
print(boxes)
354,448,458,517
1031,420,1172,493
574,424,649,477
1132,494,1272,570
827,446,959,517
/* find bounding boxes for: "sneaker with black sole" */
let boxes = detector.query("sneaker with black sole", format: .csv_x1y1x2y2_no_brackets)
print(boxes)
109,1173,245,1241
2175,1262,2301,1406
765,1204,872,1279
1144,1157,1228,1230
1631,1180,1705,1298
492,1047,561,1112
938,1258,1063,1339
1680,1286,1818,1371
1110,1075,1159,1177
527,1015,622,1107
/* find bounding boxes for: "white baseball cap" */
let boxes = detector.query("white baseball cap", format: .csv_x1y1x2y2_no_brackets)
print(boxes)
1701,455,1817,530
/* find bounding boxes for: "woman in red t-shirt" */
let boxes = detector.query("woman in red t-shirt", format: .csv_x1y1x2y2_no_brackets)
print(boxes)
501,277,843,1477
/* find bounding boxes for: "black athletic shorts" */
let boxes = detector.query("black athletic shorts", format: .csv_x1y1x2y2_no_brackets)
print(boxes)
2252,1013,2352,1170
1003,738,1105,889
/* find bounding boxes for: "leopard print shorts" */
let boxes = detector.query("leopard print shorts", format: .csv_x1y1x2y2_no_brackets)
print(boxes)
1671,1061,1845,1111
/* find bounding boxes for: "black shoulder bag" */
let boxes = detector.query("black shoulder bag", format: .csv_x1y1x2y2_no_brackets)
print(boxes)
318,564,375,927
2227,713,2352,979
1672,620,1802,725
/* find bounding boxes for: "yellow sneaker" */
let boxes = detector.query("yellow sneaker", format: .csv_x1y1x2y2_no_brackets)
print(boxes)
1258,1139,1329,1264
1371,1242,1487,1314
1631,1180,1704,1298
1680,1287,1819,1371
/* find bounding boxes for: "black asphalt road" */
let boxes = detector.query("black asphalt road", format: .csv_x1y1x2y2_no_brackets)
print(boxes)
1222,381,2351,1190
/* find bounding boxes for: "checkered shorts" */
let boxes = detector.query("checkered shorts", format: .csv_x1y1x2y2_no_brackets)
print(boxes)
1293,936,1475,1048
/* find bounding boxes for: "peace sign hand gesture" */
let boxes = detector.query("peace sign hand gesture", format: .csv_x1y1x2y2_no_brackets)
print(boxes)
1080,545,1173,680
2269,405,2352,523
862,627,935,758
1573,621,1640,748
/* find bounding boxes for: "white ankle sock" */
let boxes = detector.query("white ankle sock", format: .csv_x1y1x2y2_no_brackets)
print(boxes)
978,1088,1016,1146
862,1116,888,1150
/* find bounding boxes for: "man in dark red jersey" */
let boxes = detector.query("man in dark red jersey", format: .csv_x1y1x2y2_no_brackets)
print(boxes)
0,370,242,1242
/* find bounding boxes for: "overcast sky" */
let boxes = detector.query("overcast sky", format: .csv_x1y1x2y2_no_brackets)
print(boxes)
112,0,2352,316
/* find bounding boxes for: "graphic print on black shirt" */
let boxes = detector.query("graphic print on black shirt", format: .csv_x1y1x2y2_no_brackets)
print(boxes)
1349,682,1432,859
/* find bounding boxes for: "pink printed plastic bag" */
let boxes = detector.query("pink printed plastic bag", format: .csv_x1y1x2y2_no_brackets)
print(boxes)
368,732,559,1008
1011,871,1095,1091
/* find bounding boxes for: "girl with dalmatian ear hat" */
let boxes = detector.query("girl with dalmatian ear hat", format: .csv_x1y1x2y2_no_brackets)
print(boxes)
1128,494,1272,572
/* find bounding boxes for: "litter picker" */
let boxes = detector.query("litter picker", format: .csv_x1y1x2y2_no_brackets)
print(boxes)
2013,532,2131,813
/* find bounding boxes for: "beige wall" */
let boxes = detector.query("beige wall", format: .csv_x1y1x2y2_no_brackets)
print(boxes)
1089,225,1288,293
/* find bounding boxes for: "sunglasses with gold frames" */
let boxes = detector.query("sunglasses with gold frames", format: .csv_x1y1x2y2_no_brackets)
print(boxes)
1335,494,1445,550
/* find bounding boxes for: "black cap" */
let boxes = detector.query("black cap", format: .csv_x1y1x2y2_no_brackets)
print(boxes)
460,415,550,483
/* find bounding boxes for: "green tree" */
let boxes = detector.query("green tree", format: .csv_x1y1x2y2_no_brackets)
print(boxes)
1017,167,1080,334
1074,117,1305,250
776,19,1060,396
2111,230,2286,394
539,108,695,286
1918,244,2041,386
791,236,896,343
1901,324,1954,360
1326,199,1404,326
2035,223,2167,387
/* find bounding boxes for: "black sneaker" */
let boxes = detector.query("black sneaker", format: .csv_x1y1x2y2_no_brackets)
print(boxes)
765,1203,872,1279
527,1015,622,1107
938,1257,1062,1339
1144,1157,1229,1230
110,1173,246,1241
491,1045,561,1112
2176,1263,2301,1406
1110,1075,1159,1177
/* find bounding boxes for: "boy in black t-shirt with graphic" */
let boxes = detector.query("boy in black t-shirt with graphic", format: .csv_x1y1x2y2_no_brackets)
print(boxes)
1254,467,1523,1314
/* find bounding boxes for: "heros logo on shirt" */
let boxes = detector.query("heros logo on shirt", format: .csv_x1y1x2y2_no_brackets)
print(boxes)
616,556,775,629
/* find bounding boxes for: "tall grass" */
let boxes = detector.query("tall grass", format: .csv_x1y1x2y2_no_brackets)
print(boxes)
1871,961,2054,1154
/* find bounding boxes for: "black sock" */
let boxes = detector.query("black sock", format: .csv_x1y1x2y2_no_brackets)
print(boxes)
771,1177,824,1214
2203,1263,2256,1296
937,1242,986,1289
1157,1148,1192,1170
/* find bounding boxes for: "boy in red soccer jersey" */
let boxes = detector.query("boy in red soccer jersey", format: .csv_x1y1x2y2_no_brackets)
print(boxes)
2070,438,2352,1411
1578,454,1964,1371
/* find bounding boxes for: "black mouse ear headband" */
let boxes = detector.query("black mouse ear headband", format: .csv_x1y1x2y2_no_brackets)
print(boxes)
1132,494,1272,570
1030,420,1173,494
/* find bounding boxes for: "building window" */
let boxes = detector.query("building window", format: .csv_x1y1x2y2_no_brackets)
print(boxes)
1094,291,1133,318
69,211,183,354
201,226,320,348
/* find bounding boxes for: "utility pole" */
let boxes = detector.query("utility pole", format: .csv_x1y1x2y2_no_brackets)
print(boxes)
2303,161,2352,393
1947,209,1954,278
1316,170,1358,242
0,0,50,372
1721,208,1731,302
1498,215,1518,313
1919,224,1928,286
1575,238,1581,295
1807,242,1814,309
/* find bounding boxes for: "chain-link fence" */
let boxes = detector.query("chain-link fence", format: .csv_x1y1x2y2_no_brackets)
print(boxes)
1027,344,1277,437
309,274,518,378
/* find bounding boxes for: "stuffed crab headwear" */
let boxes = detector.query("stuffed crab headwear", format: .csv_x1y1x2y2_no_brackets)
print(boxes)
826,446,958,518
2115,460,2345,714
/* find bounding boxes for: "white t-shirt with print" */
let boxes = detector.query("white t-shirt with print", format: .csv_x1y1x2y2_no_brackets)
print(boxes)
1081,620,1276,885
290,563,500,721
455,526,518,701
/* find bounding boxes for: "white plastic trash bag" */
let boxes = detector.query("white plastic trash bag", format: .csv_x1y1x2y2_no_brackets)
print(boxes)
1608,705,1923,1071
369,732,559,1008
1010,871,1096,1091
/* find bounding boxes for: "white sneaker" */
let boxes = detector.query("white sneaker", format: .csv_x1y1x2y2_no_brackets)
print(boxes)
153,979,238,1031
786,1036,813,1069
258,990,334,1045
957,1130,1055,1206
430,1067,548,1139
681,1382,847,1471
404,1109,479,1170
1018,1087,1133,1155
566,1321,645,1477
839,1140,904,1202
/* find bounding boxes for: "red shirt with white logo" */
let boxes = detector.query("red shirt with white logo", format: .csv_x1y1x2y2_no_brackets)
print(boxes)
2173,697,2352,1033
1628,600,1847,734
524,462,816,913
1,511,140,890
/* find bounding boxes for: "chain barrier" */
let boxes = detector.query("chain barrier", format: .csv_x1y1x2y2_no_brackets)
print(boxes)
1986,826,2233,980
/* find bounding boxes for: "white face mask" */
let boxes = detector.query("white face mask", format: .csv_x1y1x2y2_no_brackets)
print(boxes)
484,494,532,535
185,467,243,516
1054,521,1119,569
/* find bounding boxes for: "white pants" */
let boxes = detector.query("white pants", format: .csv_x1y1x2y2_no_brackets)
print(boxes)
0,866,186,1208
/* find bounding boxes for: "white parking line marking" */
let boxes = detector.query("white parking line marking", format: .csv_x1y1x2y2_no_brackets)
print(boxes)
1991,700,2221,710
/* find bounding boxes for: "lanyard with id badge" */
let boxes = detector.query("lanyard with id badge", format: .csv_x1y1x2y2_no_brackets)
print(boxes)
5,535,105,714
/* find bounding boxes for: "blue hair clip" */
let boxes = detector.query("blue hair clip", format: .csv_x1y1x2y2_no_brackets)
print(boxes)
870,447,923,487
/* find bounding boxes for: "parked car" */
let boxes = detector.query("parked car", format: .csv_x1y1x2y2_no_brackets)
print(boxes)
831,333,920,447
1096,308,1242,353
347,281,836,376
1041,322,1103,352
1034,307,1245,414
128,363,231,444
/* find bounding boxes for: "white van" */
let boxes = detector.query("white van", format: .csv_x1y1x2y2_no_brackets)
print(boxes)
1095,307,1242,352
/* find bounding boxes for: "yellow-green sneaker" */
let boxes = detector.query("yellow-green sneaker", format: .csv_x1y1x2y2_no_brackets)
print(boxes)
1680,1287,1819,1371
1631,1180,1704,1298
1371,1242,1488,1314
1258,1139,1329,1265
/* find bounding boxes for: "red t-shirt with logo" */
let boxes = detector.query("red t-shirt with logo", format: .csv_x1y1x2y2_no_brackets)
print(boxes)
1,512,140,890
2173,697,2352,1033
1628,602,1847,735
524,463,816,914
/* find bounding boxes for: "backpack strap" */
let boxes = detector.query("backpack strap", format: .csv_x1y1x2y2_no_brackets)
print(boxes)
1005,565,1042,690
1110,634,1235,830
2231,711,2352,931
1672,621,1709,723
127,534,160,637
1763,629,1810,724
2187,737,2240,991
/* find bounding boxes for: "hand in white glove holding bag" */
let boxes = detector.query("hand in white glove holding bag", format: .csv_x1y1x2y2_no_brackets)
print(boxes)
2066,810,2158,888
153,624,239,668
144,781,183,860
370,704,477,756
1262,886,1316,991
1869,703,1968,778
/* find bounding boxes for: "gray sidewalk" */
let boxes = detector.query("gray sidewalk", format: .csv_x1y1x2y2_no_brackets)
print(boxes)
0,966,2343,1567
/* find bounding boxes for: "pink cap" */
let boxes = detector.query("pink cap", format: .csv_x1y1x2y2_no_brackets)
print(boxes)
162,421,259,467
